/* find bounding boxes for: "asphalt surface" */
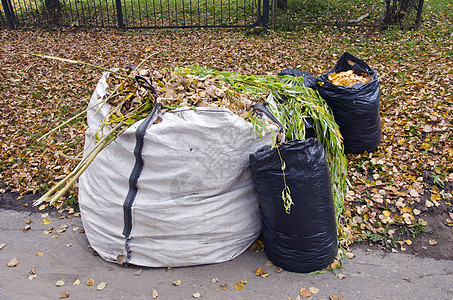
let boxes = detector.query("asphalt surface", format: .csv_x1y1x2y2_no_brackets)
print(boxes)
1,209,452,300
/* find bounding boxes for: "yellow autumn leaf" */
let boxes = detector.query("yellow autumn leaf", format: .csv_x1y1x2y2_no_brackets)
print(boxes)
43,219,52,225
401,206,412,214
430,194,440,202
431,185,439,194
254,267,266,276
234,280,247,290
363,212,370,221
382,210,391,217
87,279,95,286
421,143,431,151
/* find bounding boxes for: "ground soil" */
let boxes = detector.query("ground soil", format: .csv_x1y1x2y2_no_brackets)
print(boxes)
356,197,453,261
1,189,452,261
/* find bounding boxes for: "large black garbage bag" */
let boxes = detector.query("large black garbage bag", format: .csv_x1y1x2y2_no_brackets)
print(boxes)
250,138,338,273
315,52,381,154
278,68,317,89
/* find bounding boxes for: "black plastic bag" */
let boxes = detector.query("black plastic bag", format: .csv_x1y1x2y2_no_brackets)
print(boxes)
250,138,338,273
315,52,381,154
278,68,317,89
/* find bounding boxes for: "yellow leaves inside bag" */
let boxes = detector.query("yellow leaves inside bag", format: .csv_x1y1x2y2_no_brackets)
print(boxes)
328,70,372,87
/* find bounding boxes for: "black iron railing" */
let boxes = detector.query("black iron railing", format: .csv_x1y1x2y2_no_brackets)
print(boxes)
1,0,424,30
1,0,266,29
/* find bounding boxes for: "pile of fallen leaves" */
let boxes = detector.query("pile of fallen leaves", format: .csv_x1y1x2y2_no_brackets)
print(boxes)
1,2,452,255
328,70,372,86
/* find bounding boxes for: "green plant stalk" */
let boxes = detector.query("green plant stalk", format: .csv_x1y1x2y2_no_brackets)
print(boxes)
175,66,348,219
277,146,294,214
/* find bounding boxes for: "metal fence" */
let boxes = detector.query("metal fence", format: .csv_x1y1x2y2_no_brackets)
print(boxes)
1,0,266,28
1,0,423,30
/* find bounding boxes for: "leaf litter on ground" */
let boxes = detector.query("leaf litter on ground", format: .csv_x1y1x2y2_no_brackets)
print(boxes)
0,3,452,255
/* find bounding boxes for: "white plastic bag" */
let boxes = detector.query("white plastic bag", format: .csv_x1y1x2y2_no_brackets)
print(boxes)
78,73,275,267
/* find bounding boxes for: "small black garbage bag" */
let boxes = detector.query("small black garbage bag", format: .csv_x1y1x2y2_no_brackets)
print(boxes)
250,138,338,273
315,52,381,154
278,68,317,89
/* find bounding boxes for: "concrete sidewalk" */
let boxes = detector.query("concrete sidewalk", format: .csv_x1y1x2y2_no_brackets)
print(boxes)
1,209,452,300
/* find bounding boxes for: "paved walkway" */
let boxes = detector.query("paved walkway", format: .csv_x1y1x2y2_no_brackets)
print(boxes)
1,209,452,300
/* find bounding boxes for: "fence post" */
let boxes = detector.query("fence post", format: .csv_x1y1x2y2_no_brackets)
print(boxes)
262,0,270,27
115,0,125,28
1,0,15,29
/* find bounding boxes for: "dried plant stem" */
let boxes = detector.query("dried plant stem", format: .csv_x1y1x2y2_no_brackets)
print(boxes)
37,85,121,142
34,122,124,206
33,54,134,79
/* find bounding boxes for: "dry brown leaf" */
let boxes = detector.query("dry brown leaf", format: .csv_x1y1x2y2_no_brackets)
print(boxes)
116,255,126,265
255,267,266,276
330,295,344,300
220,284,228,290
254,267,270,277
172,279,182,286
59,291,70,299
96,282,107,290
265,260,274,267
134,269,143,276
56,280,65,286
8,258,20,267
299,288,312,298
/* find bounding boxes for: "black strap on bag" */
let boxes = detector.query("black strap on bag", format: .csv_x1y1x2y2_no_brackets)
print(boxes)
122,76,160,263
135,75,159,98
